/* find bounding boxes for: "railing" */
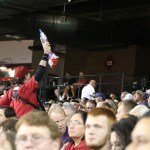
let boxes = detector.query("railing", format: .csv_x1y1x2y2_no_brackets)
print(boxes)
48,73,126,97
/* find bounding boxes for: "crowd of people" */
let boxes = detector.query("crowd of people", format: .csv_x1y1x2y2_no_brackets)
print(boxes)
1,40,150,150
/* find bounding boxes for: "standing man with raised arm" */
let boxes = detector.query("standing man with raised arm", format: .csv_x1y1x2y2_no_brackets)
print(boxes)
0,40,51,117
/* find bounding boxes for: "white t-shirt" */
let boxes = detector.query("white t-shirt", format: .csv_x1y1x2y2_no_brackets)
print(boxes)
81,84,95,100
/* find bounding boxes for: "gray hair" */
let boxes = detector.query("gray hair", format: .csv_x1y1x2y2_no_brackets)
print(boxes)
62,102,76,117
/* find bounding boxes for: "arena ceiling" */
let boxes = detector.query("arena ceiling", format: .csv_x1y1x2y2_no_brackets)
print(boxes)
0,0,150,50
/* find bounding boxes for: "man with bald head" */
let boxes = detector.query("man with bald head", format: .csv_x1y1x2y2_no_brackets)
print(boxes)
81,80,96,100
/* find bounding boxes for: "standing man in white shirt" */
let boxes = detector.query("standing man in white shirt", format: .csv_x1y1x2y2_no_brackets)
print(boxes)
81,80,96,100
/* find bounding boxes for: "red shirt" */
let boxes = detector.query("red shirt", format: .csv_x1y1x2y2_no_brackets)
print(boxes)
74,78,88,87
0,76,38,117
64,140,91,150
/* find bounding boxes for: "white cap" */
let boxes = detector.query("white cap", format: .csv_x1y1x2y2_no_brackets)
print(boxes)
122,93,134,100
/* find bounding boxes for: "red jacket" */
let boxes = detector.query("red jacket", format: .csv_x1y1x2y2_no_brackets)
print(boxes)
64,140,91,150
0,76,38,117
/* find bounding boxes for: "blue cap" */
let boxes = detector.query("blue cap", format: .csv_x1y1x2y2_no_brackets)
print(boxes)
143,92,149,100
93,92,106,100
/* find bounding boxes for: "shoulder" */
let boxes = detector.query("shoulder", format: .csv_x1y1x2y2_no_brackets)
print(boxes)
64,142,74,150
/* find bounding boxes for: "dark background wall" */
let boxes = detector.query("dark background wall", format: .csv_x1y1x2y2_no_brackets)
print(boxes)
32,43,150,94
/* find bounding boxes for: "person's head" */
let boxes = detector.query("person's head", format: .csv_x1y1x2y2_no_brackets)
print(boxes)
134,90,144,103
126,117,150,150
48,106,67,136
146,89,150,96
62,102,76,123
70,99,80,112
93,92,106,103
0,106,16,124
86,100,96,112
89,80,96,88
147,95,150,107
67,110,87,143
110,115,138,150
122,93,134,101
85,108,116,149
0,117,19,133
106,99,118,114
120,91,128,100
65,72,71,79
110,94,117,100
14,66,33,84
15,111,61,150
96,101,111,110
79,71,84,79
116,100,137,121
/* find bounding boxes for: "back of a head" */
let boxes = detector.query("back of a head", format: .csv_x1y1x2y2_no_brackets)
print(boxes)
62,102,74,109
106,100,118,114
89,80,96,86
62,102,76,115
0,106,16,118
1,117,19,133
118,100,137,114
88,108,116,126
16,111,61,140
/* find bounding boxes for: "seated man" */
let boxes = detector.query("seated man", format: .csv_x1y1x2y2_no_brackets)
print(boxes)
81,80,96,100
15,111,61,150
116,100,137,121
58,72,76,100
86,100,97,112
72,71,88,98
48,105,70,145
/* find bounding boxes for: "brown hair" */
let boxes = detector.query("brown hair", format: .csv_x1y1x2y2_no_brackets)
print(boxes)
118,100,137,114
88,108,116,125
16,111,61,140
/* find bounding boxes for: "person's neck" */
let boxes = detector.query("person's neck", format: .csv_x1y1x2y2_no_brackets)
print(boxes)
73,138,82,147
137,99,144,104
94,141,110,150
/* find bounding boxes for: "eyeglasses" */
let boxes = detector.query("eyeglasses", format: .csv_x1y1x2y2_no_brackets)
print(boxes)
15,135,50,146
67,120,83,126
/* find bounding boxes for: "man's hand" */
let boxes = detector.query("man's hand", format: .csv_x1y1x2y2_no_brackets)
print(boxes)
42,42,51,54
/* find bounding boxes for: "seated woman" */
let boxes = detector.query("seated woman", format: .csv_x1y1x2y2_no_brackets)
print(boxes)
110,115,138,150
64,110,90,150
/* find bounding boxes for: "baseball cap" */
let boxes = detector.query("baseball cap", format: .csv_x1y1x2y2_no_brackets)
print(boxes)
122,93,134,100
14,66,33,78
143,92,149,100
93,92,106,100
